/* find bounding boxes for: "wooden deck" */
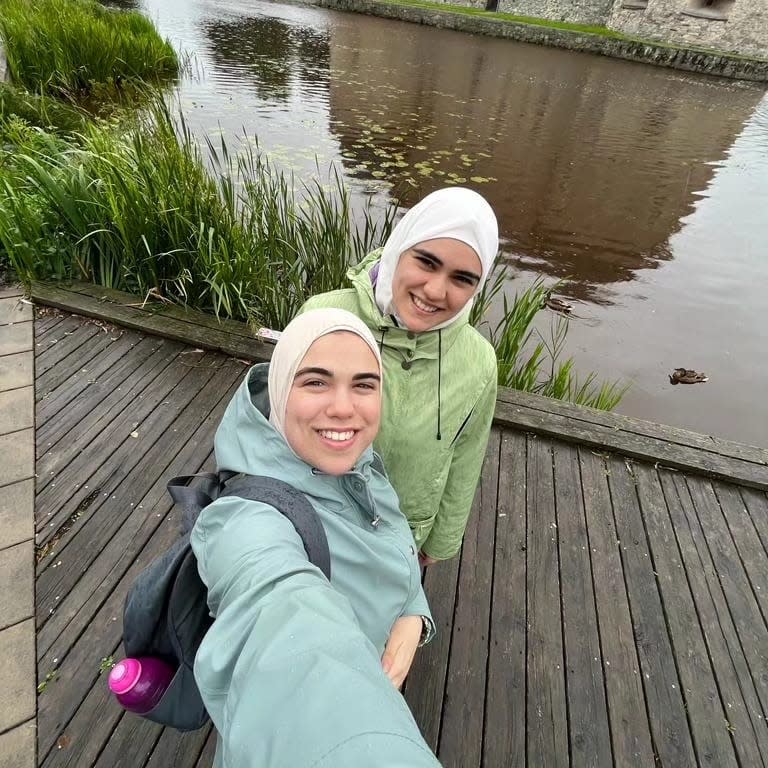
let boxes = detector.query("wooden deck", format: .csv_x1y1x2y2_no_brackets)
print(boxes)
31,288,768,768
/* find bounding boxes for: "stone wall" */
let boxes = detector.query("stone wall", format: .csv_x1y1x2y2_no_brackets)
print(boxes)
314,0,768,80
608,1,768,59
497,0,613,26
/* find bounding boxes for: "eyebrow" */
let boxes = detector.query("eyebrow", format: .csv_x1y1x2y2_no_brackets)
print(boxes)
412,247,481,283
294,367,381,382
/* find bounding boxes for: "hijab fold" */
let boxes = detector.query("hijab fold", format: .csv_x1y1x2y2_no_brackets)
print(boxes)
268,308,382,438
374,187,499,331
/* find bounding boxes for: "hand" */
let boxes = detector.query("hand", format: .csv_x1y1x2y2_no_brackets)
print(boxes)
418,551,438,568
381,615,423,689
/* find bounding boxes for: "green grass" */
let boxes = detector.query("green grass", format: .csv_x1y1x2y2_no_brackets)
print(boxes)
0,101,625,409
0,83,90,134
385,0,624,37
377,0,768,61
0,0,179,99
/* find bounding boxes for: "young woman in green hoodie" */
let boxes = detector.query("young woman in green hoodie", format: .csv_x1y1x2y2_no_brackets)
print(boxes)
300,187,498,564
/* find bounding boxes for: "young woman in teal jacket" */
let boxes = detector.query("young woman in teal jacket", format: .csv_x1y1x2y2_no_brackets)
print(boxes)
191,309,439,768
301,188,499,563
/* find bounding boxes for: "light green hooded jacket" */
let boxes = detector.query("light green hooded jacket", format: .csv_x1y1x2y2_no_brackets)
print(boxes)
300,252,498,560
190,364,439,768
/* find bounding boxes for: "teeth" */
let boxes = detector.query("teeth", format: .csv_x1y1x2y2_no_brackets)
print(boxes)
412,295,439,313
319,430,355,441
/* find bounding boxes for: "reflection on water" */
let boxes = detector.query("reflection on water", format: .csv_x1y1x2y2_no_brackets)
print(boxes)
136,0,767,445
201,15,329,103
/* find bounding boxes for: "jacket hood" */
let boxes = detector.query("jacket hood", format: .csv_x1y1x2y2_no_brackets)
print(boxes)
214,364,376,495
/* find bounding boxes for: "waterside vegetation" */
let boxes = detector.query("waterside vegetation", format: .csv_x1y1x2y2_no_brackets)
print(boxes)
0,0,626,410
0,0,178,100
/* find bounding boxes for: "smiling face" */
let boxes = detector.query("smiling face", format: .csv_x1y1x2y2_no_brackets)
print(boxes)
283,331,381,475
390,237,483,332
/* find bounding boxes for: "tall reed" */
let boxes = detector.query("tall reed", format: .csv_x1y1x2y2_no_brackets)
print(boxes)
0,0,178,99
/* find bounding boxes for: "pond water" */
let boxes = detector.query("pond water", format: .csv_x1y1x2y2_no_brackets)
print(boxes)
140,0,768,447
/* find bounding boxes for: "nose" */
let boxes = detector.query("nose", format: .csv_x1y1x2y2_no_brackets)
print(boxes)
423,274,447,302
326,386,355,419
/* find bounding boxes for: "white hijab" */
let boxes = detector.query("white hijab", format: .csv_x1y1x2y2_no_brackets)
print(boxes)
374,187,499,330
268,308,382,438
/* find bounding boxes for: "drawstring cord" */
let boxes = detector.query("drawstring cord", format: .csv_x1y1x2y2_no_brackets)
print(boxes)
378,327,387,354
436,330,442,441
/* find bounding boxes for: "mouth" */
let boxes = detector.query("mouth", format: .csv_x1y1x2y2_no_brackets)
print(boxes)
316,428,358,449
410,293,442,316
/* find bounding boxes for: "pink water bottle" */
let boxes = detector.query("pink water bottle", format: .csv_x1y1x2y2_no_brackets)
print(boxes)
107,657,175,714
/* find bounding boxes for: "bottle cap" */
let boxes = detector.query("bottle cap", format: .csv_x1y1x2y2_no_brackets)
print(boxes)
108,658,142,695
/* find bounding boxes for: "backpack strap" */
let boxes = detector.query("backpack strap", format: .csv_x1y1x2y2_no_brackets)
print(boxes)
167,471,238,534
221,474,332,582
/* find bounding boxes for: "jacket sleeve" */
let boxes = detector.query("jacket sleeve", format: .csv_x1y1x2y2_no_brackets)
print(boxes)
420,370,497,561
191,497,441,768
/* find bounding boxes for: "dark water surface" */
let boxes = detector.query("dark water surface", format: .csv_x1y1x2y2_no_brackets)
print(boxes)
144,0,768,446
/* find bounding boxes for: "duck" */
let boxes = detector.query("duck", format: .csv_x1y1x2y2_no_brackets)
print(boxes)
545,296,573,314
669,368,708,385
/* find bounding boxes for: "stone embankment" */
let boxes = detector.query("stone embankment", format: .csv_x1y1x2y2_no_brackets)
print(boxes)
312,0,768,81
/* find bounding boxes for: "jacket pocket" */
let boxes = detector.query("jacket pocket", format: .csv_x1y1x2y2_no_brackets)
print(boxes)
449,407,475,448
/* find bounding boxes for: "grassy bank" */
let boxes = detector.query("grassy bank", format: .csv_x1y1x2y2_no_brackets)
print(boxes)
0,0,178,99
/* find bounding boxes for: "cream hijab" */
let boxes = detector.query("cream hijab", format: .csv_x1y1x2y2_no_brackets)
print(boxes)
374,187,499,331
268,308,383,438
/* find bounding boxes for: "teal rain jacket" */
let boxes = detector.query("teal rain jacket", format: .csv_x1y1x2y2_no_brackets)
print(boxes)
300,251,498,560
190,364,439,768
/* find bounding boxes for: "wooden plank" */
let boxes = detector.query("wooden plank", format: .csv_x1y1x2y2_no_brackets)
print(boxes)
659,470,768,767
32,281,275,363
35,314,81,347
64,281,258,341
495,399,768,491
632,464,740,767
437,429,499,768
496,387,768,468
713,483,768,629
685,475,768,716
36,327,124,401
35,341,191,491
579,450,655,767
145,726,213,768
35,337,180,455
403,546,461,752
741,488,768,562
34,349,211,539
552,442,612,767
36,362,242,628
91,712,163,768
36,332,146,424
526,435,568,768
35,321,102,376
39,653,123,767
606,457,697,767
194,730,218,768
35,312,66,335
483,429,526,768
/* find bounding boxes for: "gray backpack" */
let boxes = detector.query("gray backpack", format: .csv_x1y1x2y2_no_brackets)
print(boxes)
122,471,331,731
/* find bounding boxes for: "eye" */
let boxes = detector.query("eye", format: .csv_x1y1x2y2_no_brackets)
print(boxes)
414,254,437,270
355,381,378,391
453,274,476,287
302,379,327,388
